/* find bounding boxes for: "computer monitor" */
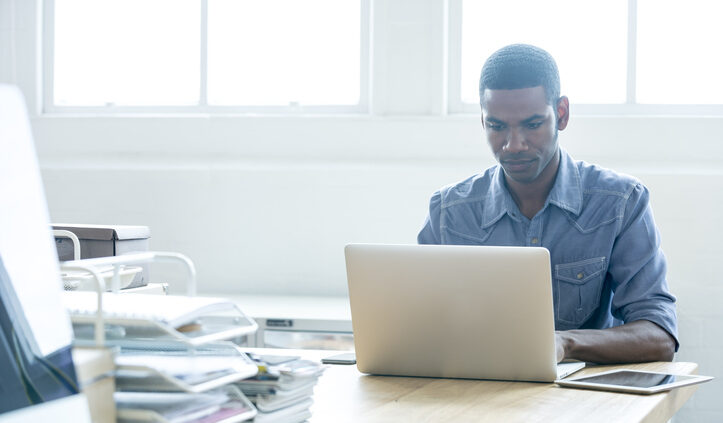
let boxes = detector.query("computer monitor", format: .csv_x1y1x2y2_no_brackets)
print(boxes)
0,84,79,414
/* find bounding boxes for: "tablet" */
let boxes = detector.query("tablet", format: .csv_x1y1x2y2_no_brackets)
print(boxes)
556,369,713,394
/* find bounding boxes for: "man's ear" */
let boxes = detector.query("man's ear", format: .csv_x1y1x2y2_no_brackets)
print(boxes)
556,96,570,130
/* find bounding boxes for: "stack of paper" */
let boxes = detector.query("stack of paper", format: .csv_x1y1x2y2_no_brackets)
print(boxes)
234,354,326,423
111,341,259,423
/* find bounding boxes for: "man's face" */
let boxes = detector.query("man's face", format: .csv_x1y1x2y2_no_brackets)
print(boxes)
481,86,568,184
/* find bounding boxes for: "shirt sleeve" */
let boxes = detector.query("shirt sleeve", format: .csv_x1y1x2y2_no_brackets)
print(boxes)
608,183,679,350
417,190,443,245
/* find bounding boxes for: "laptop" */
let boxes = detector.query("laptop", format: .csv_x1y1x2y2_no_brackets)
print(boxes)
344,243,585,382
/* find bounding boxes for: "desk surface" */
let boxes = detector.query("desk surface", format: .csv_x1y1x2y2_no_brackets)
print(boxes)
253,350,699,423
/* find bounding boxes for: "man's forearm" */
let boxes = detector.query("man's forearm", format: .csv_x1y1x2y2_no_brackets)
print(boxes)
556,320,676,364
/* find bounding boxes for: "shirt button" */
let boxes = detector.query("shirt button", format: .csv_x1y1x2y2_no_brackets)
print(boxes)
531,237,539,244
577,272,584,279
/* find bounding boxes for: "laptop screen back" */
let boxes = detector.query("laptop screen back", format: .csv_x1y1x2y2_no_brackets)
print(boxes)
345,243,559,382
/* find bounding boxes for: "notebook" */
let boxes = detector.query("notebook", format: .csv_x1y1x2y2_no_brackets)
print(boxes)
344,243,585,382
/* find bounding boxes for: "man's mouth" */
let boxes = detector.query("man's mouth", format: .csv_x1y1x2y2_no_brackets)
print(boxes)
502,158,536,172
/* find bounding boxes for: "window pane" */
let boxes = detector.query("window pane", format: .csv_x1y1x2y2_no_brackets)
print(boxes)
54,0,200,106
637,0,723,104
207,0,360,106
460,0,627,105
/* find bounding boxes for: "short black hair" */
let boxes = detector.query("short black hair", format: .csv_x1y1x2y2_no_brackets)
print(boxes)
479,44,560,105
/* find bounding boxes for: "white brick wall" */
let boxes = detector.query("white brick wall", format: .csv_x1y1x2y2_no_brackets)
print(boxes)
38,157,723,420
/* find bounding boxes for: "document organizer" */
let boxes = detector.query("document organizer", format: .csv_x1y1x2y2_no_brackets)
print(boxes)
61,253,260,423
113,341,258,393
61,252,258,347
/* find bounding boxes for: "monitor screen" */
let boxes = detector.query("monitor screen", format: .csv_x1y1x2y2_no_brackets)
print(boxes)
0,84,79,414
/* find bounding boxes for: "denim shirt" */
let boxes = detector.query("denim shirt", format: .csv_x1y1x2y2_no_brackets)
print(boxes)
418,149,678,347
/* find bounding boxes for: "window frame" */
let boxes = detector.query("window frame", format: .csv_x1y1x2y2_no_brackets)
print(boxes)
42,0,371,115
447,0,723,116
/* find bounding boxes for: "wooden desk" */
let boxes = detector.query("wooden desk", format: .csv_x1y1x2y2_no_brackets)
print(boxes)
263,349,698,423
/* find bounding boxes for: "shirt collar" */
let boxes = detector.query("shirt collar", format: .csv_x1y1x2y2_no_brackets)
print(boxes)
482,149,582,227
483,166,520,228
547,149,583,215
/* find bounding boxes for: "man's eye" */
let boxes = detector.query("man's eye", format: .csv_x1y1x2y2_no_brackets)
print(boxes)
527,121,543,129
487,123,504,131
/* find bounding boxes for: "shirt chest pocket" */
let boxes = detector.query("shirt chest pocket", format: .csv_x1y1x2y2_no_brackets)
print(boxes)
555,257,606,327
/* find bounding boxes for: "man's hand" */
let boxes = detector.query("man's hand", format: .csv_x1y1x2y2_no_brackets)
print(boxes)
555,332,566,363
554,320,676,364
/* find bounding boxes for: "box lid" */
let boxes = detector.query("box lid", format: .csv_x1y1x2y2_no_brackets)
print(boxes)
52,224,150,241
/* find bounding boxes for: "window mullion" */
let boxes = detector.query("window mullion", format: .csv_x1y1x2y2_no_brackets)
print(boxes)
626,0,637,105
359,0,371,114
446,0,463,113
200,0,208,107
43,0,56,113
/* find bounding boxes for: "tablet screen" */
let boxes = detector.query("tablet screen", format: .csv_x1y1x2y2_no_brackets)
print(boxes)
571,370,696,388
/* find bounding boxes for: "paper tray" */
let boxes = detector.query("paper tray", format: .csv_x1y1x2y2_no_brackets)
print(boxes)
72,316,256,347
64,292,258,347
115,343,258,393
116,385,256,423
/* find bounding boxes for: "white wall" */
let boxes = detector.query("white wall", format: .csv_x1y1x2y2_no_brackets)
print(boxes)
2,0,723,420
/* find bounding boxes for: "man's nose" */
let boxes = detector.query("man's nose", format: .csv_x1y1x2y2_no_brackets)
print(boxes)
503,127,527,153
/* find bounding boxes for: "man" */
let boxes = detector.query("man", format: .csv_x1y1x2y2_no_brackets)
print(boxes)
418,44,677,364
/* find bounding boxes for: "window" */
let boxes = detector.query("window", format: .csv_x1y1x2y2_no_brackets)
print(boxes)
52,0,200,107
207,0,361,107
637,0,723,104
456,0,627,106
450,0,723,114
46,0,368,113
